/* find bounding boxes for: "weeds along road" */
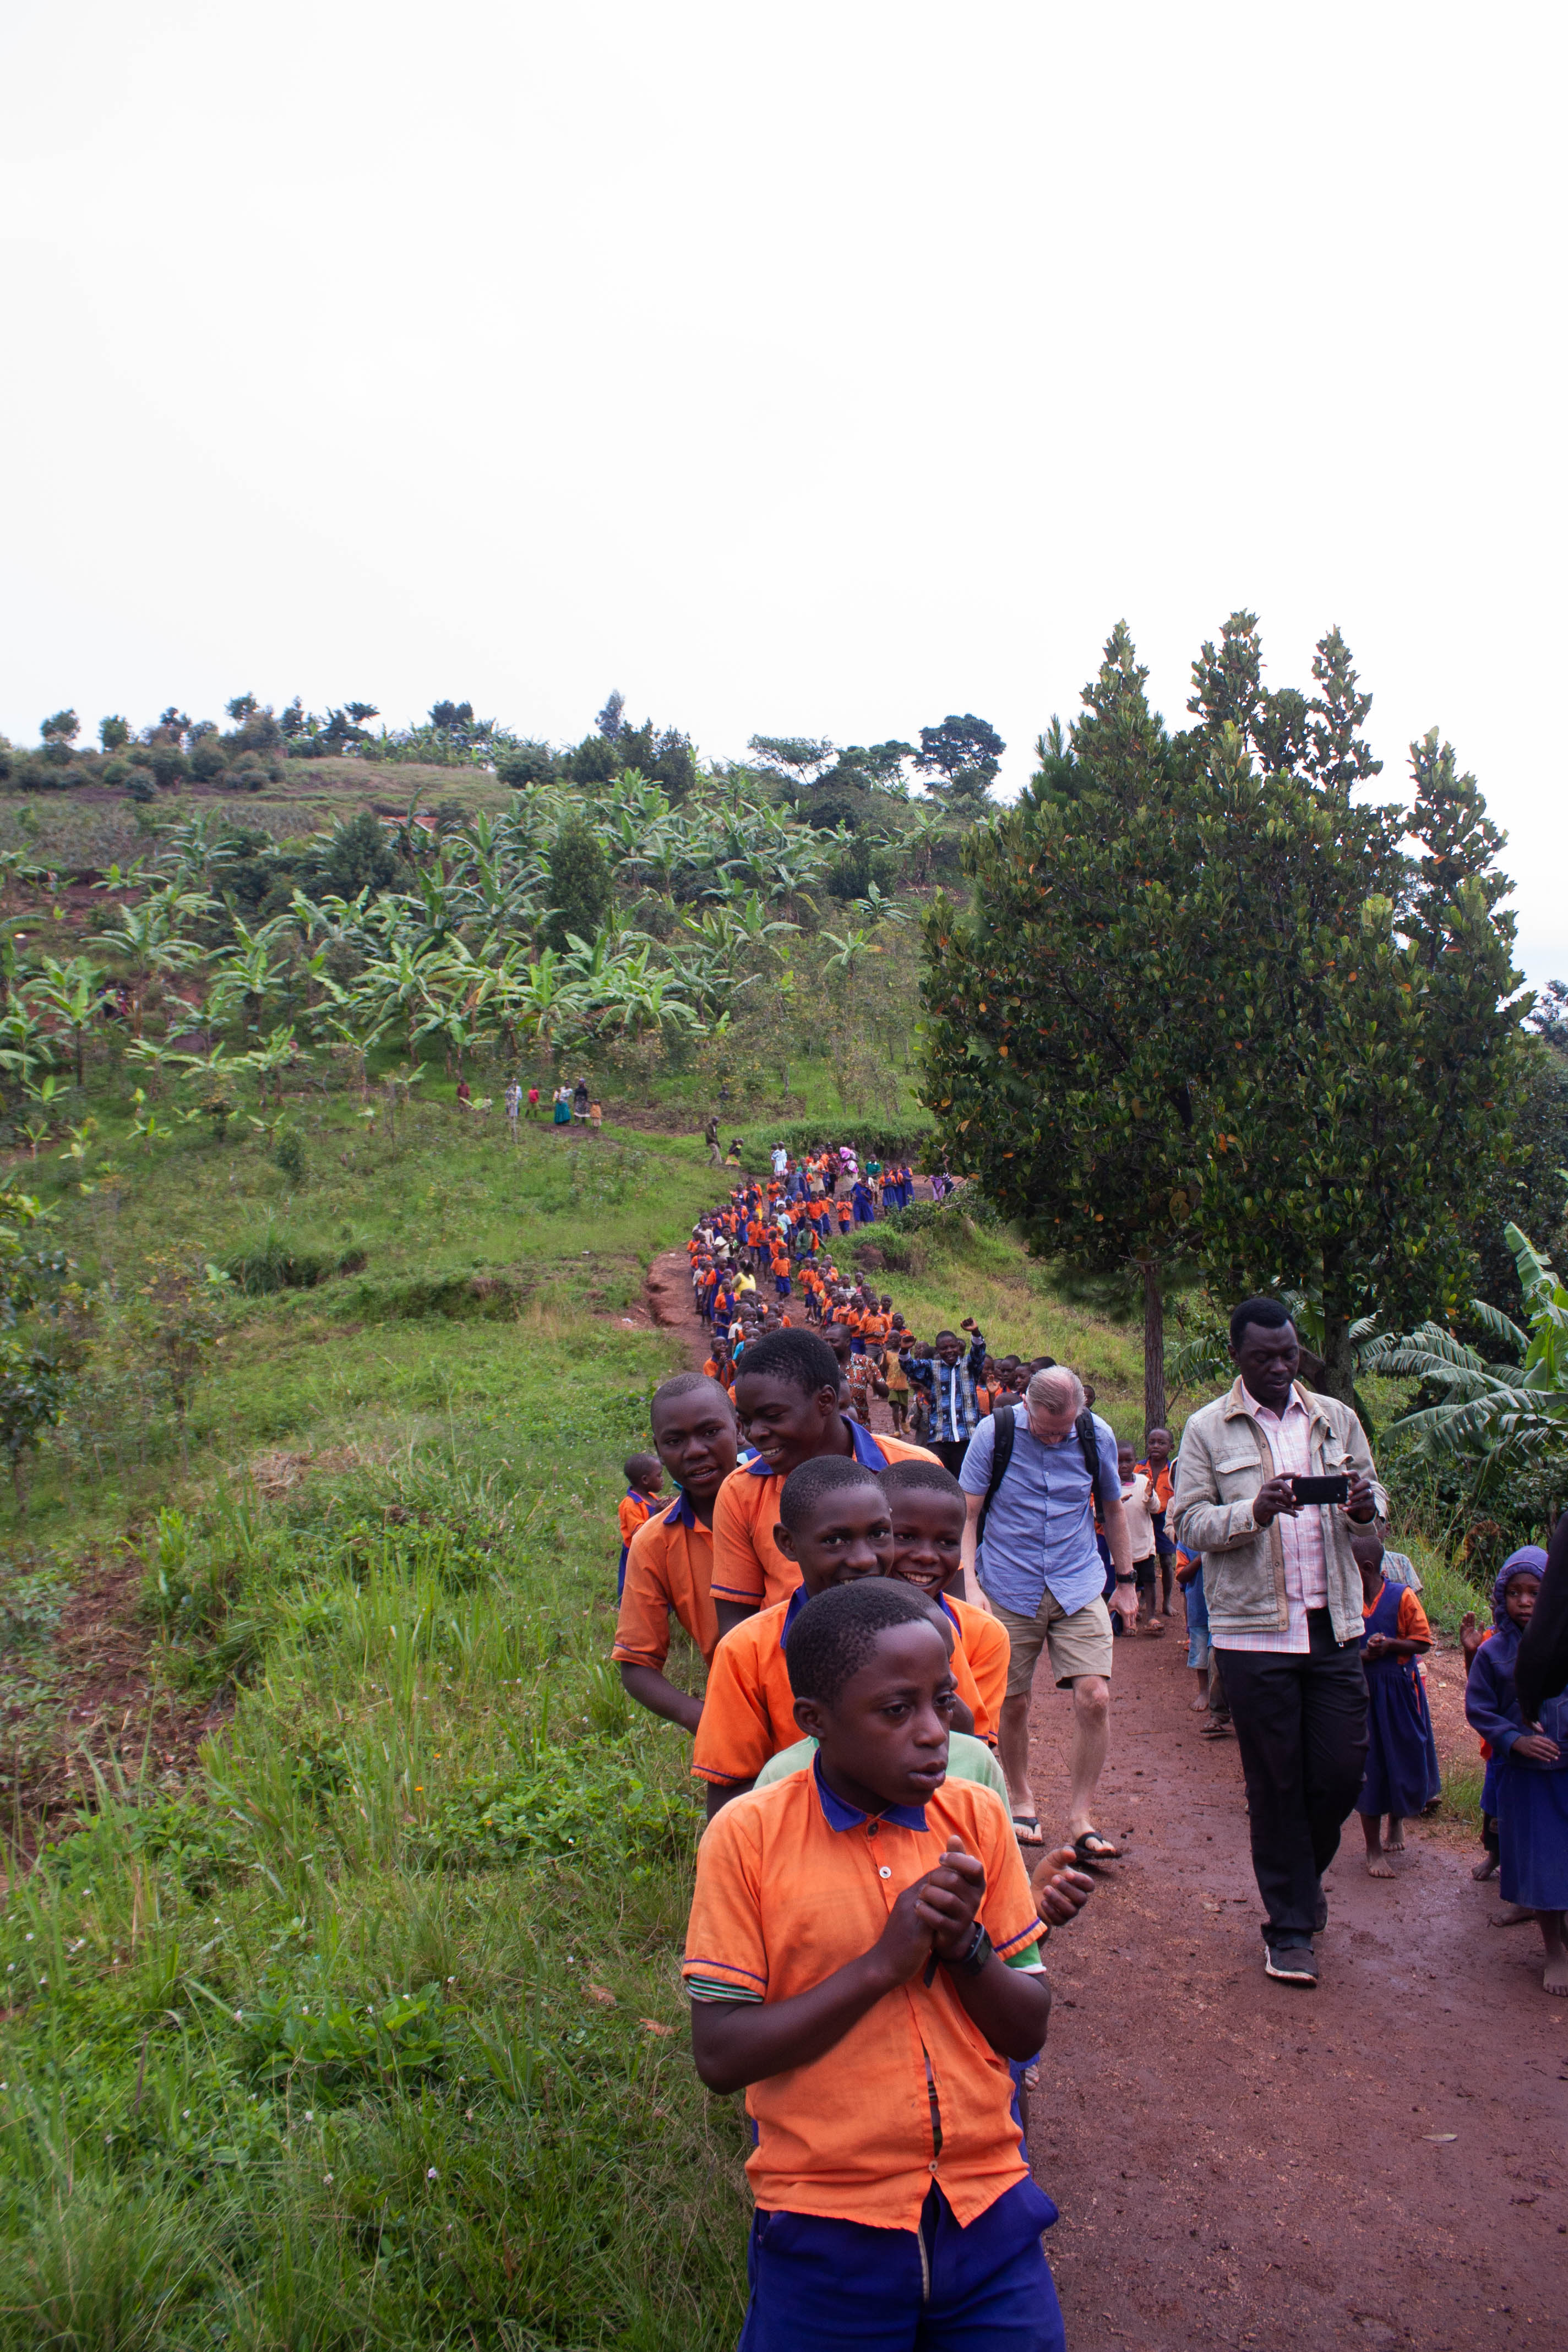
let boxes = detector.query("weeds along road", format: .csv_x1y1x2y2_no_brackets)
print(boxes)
647,1235,1566,2352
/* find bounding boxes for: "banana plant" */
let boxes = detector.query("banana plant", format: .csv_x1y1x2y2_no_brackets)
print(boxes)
32,956,110,1087
99,886,213,1037
1364,1225,1568,1498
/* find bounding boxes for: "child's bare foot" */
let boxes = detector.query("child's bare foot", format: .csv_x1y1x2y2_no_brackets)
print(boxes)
1489,1902,1533,1927
1365,1850,1395,1879
1189,1694,1211,1712
1385,1822,1406,1852
1472,1854,1498,1880
1544,1952,1568,1996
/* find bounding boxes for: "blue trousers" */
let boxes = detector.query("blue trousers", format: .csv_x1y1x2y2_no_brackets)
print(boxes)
737,2176,1063,2352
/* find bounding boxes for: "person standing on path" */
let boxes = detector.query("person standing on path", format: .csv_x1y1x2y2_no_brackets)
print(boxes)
1170,1295,1385,1989
504,1077,522,1140
957,1366,1131,1861
705,1115,722,1167
907,1318,988,1478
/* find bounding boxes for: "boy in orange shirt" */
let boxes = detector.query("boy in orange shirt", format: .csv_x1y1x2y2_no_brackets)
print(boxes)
613,1375,741,1733
695,1456,997,1810
879,1458,1010,1748
695,1455,901,1810
617,1452,663,1596
710,1330,937,1629
685,1577,1086,2351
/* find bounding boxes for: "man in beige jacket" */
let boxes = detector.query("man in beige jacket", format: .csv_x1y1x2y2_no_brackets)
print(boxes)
1171,1296,1386,1989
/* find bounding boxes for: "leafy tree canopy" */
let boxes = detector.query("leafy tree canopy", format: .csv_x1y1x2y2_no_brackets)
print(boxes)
921,618,1526,1412
747,736,838,786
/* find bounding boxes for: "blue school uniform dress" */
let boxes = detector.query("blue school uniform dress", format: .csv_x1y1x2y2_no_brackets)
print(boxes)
1466,1550,1568,1911
1355,1581,1441,1819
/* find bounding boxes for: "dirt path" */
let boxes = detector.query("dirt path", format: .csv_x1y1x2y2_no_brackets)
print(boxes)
1024,1627,1567,2351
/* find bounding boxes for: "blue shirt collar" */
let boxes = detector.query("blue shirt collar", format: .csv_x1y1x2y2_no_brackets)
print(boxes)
812,1750,928,1833
663,1489,697,1528
744,1422,885,1477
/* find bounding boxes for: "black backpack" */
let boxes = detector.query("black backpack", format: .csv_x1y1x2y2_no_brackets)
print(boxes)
976,1403,1116,1540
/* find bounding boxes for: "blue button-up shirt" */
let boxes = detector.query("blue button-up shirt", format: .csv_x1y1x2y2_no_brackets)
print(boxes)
959,1403,1120,1619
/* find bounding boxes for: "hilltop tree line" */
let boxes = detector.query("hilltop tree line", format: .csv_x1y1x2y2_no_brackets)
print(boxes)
0,690,1009,831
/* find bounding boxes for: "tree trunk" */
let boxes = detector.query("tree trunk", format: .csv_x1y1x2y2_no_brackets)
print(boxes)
1138,1257,1167,1440
1318,1303,1358,1406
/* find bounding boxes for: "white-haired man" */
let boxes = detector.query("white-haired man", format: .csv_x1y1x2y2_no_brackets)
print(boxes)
958,1366,1132,1861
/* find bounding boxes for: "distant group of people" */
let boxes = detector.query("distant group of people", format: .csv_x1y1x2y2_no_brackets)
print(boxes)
597,1144,1568,2350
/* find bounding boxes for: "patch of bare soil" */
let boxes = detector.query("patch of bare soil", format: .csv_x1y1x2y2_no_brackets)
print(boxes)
18,1555,230,1844
1023,1624,1567,2352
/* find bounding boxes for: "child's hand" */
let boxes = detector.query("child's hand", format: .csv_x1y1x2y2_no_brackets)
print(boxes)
1363,1633,1391,1661
1514,1731,1562,1766
1460,1610,1483,1664
1030,1846,1096,1928
961,1317,976,1332
872,1883,943,1984
912,1834,986,1958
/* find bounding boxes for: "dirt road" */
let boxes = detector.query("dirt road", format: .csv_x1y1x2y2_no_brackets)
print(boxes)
1025,1629,1567,2352
645,1241,1567,2350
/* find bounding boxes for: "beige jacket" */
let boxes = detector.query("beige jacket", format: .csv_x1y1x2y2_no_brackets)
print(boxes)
1169,1379,1387,1647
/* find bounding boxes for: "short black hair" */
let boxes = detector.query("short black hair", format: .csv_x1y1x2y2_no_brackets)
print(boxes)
624,1452,662,1487
650,1371,733,1425
785,1580,938,1707
933,1328,959,1344
734,1329,840,1396
778,1455,884,1533
879,1458,965,1506
1229,1295,1295,1349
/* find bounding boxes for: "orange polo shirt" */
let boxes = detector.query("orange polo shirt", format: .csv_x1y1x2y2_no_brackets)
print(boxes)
683,1766,1044,2229
942,1594,1009,1745
693,1582,1000,1785
612,1493,721,1672
711,1428,940,1609
618,1491,654,1551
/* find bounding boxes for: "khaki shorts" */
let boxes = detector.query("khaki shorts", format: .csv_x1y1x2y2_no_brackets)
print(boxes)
990,1589,1114,1695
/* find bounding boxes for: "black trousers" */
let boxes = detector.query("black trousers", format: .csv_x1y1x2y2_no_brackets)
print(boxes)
1215,1610,1368,1945
931,1439,970,1479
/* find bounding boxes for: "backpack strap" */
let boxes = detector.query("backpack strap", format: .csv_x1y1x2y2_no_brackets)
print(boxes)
1076,1408,1118,1512
976,1405,1017,1541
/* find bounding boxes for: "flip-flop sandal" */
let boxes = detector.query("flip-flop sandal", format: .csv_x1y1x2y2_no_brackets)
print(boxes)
1200,1721,1233,1739
1011,1815,1044,1845
1072,1830,1119,1866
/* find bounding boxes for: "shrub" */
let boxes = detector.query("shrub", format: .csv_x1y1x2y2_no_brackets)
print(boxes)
273,1129,307,1183
188,738,228,783
221,1233,366,1294
124,772,156,804
496,740,561,788
750,1119,933,1163
148,744,189,791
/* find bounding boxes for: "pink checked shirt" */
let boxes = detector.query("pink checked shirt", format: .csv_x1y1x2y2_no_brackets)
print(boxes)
1217,1386,1327,1656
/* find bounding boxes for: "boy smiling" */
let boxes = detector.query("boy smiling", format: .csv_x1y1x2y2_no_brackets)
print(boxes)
685,1579,1087,2351
711,1330,935,1632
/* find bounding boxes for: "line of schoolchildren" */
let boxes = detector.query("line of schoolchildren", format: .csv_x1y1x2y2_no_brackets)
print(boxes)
611,1325,1096,2348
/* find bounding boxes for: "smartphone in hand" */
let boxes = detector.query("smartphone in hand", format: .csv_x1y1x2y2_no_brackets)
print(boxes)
1290,1473,1349,1505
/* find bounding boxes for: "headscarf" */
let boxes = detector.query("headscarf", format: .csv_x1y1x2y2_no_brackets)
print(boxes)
1489,1545,1548,1664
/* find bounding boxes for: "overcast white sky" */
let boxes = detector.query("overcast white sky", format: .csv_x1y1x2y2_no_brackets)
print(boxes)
2,1,1562,987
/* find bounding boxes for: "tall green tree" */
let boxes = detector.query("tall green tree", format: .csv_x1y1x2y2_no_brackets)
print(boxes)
544,816,612,952
921,619,1527,1418
919,628,1197,1431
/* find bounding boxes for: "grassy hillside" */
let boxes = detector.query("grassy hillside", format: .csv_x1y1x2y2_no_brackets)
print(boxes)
0,1029,1485,2348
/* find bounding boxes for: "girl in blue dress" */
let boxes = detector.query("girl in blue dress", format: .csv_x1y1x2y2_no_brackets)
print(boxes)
1464,1551,1568,1997
1355,1532,1441,1876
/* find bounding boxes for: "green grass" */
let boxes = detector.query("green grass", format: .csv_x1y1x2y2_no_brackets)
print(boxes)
0,1460,750,2351
0,1031,1447,2348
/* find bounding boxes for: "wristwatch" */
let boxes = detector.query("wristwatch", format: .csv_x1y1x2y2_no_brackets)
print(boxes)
939,1922,994,1978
